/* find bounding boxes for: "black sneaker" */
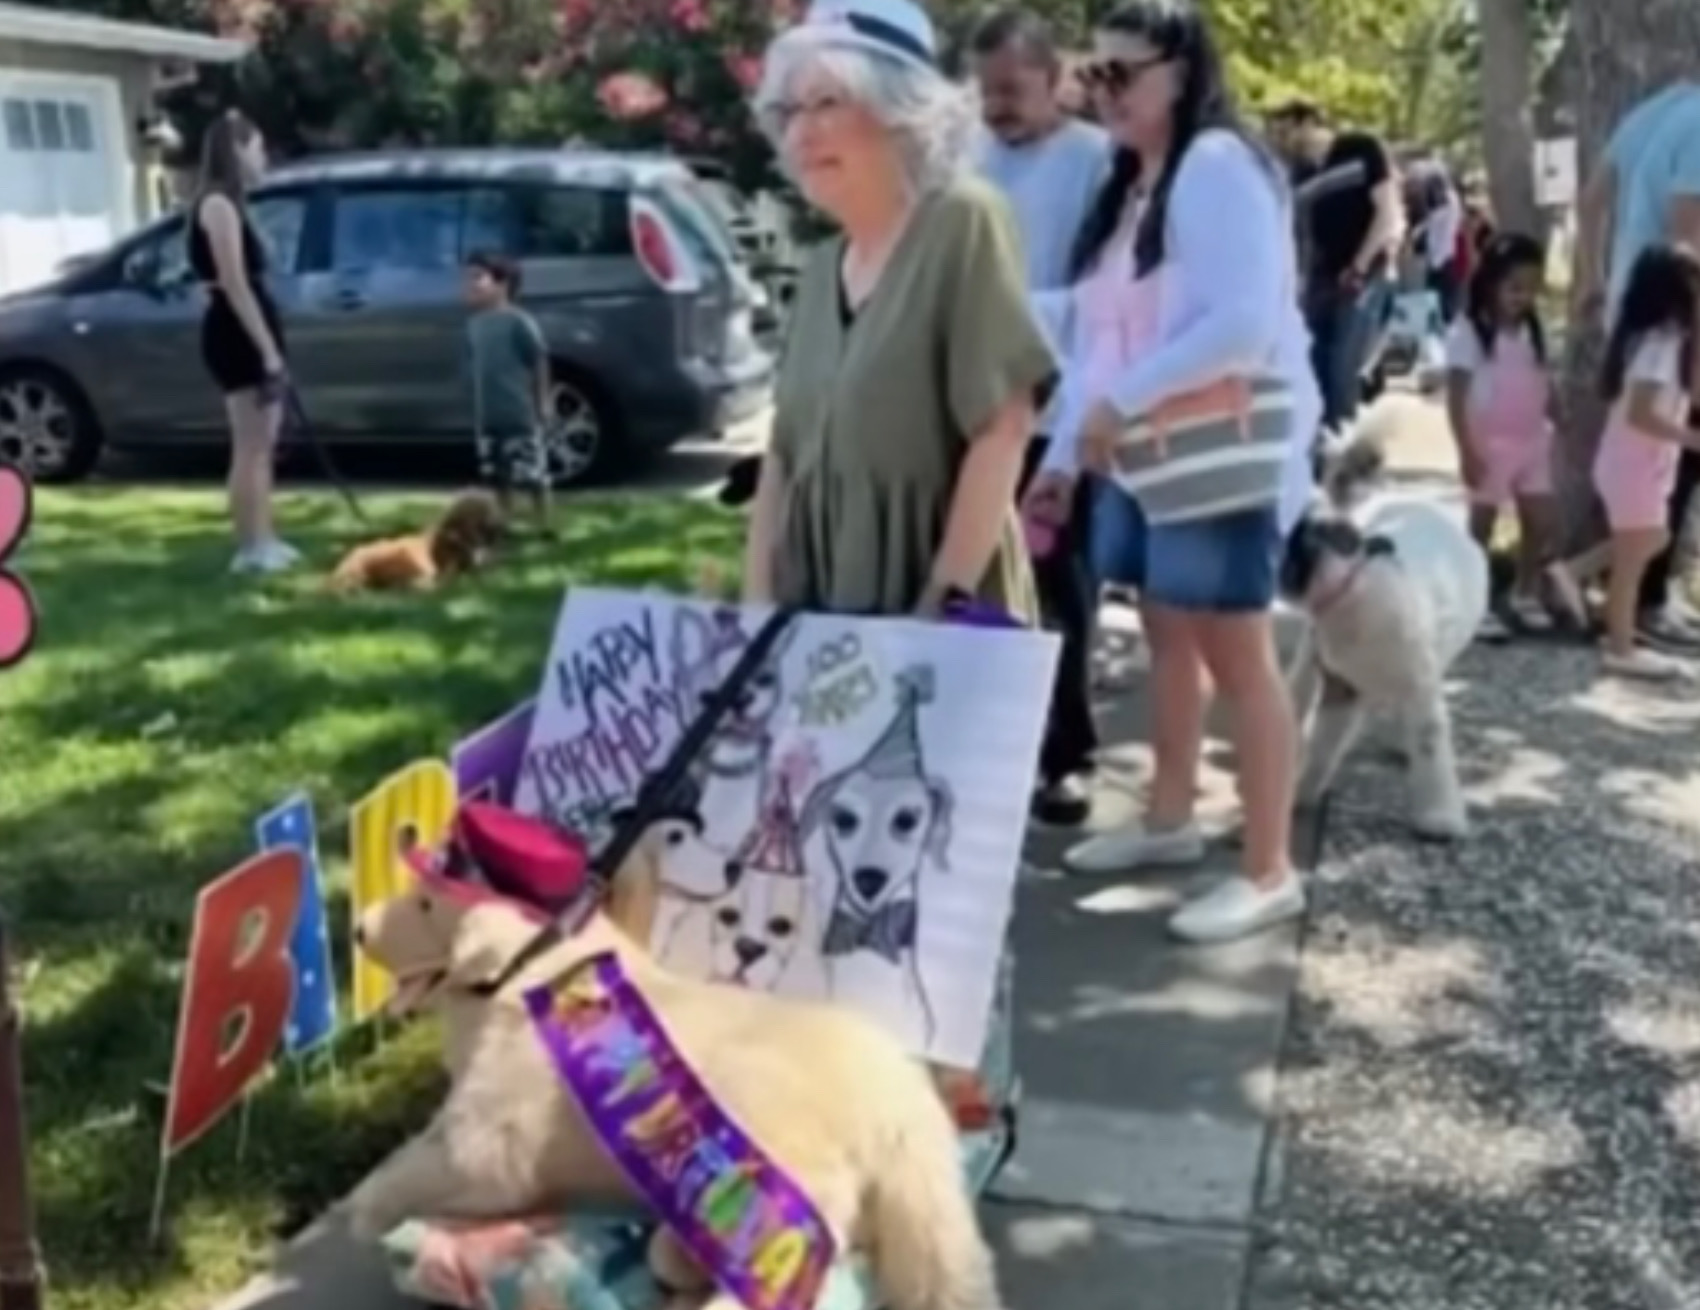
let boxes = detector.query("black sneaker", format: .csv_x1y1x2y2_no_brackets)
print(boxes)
1031,775,1092,827
1637,608,1700,655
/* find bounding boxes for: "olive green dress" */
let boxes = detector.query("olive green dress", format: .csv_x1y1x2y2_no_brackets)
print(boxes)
766,175,1056,620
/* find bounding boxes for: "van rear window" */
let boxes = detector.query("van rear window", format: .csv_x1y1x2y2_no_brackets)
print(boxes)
652,181,739,268
509,184,633,259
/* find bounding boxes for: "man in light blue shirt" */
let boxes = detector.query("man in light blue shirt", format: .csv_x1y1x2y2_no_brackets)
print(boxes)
967,6,1110,827
968,11,1109,292
1599,82,1700,313
1576,81,1700,649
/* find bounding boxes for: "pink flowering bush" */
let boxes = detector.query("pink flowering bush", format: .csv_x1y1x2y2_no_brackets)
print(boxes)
138,0,786,188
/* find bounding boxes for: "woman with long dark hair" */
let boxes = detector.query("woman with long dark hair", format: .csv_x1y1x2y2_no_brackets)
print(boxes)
1024,0,1319,942
191,109,298,574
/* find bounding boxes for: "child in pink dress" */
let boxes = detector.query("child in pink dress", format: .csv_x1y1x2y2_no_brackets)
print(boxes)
1443,233,1556,640
1548,242,1700,681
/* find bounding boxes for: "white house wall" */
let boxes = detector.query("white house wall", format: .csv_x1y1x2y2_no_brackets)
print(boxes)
0,40,155,292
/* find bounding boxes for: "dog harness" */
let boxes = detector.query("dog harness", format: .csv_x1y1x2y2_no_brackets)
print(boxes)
1309,538,1398,618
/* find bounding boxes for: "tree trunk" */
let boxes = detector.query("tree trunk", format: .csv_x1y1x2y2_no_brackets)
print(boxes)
1476,0,1541,239
1557,0,1700,547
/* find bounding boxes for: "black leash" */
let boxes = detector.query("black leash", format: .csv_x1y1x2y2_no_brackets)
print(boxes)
277,382,370,527
471,604,800,998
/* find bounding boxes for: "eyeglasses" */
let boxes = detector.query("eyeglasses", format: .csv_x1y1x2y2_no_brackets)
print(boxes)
1075,55,1168,94
768,93,850,130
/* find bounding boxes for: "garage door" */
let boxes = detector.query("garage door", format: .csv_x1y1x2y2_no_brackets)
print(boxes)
0,77,125,294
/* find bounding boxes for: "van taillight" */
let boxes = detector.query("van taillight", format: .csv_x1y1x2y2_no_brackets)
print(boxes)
631,209,679,287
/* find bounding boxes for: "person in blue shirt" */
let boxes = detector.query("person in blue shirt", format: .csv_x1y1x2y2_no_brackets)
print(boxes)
1574,81,1700,651
968,6,1111,827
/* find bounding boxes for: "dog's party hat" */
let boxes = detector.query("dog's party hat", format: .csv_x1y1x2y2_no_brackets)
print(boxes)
861,665,934,782
737,771,806,878
405,802,590,915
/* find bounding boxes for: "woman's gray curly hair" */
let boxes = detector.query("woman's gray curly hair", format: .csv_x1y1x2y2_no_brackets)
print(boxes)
753,40,980,196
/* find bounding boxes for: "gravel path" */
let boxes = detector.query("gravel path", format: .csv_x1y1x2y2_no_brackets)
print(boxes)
1245,639,1700,1310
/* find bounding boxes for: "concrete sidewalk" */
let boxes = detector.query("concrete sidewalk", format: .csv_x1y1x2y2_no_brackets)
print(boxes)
984,630,1312,1310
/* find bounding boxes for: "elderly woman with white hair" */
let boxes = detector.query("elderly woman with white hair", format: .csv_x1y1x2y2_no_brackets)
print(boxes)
740,0,1056,619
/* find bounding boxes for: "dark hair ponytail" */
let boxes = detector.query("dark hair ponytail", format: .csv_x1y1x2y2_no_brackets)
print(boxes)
1601,241,1700,402
1066,0,1275,283
1069,147,1141,281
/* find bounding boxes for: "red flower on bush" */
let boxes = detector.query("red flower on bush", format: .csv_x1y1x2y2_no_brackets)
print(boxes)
724,52,764,92
598,71,668,120
668,0,709,33
326,11,364,43
666,110,705,145
0,462,38,670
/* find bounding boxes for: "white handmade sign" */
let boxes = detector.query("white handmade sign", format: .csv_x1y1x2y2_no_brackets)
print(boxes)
513,588,1060,1068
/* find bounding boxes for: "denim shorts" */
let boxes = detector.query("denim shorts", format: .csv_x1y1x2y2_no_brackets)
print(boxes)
1089,480,1283,613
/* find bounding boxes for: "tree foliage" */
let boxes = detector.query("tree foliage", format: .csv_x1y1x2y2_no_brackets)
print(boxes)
44,0,1468,176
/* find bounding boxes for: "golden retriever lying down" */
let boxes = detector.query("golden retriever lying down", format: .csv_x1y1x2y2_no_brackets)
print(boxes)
346,853,999,1310
329,489,503,592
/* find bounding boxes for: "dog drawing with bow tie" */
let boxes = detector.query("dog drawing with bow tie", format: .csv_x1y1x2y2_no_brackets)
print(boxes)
800,665,952,1047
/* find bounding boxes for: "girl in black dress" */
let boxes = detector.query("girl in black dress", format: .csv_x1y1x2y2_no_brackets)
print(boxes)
191,110,299,574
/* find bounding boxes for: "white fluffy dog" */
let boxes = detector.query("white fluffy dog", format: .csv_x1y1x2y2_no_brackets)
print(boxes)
1280,436,1488,840
347,886,998,1310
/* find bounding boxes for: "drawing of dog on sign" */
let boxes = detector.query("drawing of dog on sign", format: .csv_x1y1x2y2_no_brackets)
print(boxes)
699,755,828,995
800,665,953,1045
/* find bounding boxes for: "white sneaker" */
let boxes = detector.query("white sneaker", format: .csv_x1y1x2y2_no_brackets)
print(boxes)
1169,872,1306,944
1476,610,1511,643
1508,592,1550,631
230,539,301,575
1063,821,1205,875
1602,647,1689,682
252,539,302,574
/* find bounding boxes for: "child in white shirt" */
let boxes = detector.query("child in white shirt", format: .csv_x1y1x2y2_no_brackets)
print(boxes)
1547,242,1700,680
1443,232,1556,640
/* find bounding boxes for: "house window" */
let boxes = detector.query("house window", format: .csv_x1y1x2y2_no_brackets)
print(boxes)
2,99,32,151
1,97,98,153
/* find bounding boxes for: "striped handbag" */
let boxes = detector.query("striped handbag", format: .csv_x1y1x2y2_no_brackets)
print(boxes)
1108,374,1294,526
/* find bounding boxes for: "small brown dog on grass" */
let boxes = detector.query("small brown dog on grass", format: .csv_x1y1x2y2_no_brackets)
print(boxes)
330,491,504,592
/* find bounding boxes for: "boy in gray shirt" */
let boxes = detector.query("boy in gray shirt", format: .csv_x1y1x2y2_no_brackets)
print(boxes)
464,250,552,534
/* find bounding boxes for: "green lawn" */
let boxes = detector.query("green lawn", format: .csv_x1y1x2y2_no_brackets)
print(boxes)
0,484,742,1310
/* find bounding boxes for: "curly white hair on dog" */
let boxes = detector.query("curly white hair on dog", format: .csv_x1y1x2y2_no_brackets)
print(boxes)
1280,433,1488,840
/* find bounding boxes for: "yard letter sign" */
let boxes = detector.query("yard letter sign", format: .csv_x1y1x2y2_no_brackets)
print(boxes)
349,759,457,1020
160,848,303,1156
0,461,38,669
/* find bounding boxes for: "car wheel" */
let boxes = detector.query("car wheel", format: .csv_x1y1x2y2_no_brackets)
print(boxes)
0,366,101,483
542,372,614,488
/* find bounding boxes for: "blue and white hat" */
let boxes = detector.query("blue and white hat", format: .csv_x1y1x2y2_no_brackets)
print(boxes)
771,0,941,76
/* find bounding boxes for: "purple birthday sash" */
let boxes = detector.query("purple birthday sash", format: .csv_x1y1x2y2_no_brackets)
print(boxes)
526,954,837,1310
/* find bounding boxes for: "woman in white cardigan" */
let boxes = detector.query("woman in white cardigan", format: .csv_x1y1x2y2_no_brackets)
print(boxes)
1024,0,1321,944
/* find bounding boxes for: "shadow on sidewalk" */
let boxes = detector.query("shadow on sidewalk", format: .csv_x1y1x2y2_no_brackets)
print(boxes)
1246,640,1700,1309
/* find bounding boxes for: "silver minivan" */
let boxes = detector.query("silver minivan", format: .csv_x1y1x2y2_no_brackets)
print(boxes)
0,149,775,484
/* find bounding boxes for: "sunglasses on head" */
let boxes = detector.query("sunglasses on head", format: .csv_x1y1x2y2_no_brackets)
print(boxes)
1076,54,1167,93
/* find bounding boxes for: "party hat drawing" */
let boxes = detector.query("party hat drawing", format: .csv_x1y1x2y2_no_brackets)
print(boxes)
861,665,935,782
